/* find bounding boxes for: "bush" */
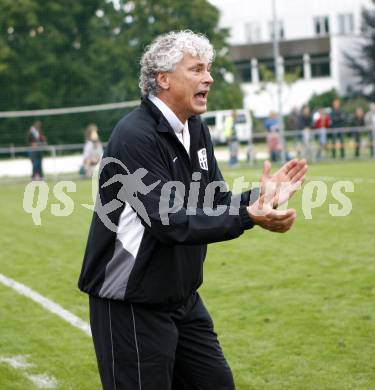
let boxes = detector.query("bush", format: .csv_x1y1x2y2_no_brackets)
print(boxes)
307,89,339,111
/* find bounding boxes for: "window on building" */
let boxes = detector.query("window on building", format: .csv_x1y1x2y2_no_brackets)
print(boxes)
269,20,285,40
234,60,252,83
310,53,331,77
258,58,275,81
313,16,330,36
284,56,304,79
244,22,262,43
338,13,354,34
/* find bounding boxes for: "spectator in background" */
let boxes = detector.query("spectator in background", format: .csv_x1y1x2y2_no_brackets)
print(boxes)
224,110,239,167
313,108,330,161
82,123,103,177
27,120,47,180
267,130,282,162
365,103,375,158
298,105,313,161
287,107,302,158
264,111,282,162
264,111,280,132
287,107,299,131
330,98,346,159
350,107,365,158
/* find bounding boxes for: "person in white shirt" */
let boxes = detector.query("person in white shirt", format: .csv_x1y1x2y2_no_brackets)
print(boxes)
82,123,103,177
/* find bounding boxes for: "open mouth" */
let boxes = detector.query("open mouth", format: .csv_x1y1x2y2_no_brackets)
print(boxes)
194,91,209,104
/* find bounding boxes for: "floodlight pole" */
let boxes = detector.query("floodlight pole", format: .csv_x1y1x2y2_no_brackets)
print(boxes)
272,0,286,163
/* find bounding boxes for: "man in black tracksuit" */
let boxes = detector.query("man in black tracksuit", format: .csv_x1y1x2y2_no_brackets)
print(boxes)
78,31,307,390
330,98,347,159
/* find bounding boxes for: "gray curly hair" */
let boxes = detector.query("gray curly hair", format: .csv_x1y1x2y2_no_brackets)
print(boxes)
139,30,215,96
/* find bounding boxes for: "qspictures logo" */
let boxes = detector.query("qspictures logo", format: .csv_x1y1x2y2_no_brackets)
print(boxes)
22,157,354,231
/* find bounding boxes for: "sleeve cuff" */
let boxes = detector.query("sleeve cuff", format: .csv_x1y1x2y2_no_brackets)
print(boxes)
241,187,260,206
239,205,254,230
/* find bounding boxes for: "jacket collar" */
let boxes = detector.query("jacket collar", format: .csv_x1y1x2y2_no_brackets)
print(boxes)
141,96,202,141
148,94,185,134
141,96,171,133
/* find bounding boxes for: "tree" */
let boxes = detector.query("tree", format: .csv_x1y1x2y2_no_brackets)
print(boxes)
346,0,375,100
97,0,243,110
0,0,117,144
0,0,243,145
307,88,338,112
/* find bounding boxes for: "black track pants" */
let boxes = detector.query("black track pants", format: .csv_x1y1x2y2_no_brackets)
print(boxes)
89,293,235,390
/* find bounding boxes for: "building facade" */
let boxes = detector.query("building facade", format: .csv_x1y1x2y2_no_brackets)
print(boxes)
209,0,372,117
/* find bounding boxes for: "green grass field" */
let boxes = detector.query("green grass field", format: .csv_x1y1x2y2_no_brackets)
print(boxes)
1,160,374,390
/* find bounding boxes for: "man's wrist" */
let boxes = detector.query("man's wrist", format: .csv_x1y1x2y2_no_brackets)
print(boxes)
239,205,255,229
246,204,260,226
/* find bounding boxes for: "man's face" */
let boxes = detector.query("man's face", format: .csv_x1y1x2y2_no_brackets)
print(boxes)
158,54,214,122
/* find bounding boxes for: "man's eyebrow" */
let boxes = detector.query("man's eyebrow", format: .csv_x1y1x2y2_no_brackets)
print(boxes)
188,62,210,69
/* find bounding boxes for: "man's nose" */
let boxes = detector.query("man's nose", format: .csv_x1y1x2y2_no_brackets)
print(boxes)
203,71,214,85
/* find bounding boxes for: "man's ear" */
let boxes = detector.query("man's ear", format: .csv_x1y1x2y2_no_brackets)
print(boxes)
156,72,170,90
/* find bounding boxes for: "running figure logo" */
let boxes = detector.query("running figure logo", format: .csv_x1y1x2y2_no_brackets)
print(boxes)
94,157,160,232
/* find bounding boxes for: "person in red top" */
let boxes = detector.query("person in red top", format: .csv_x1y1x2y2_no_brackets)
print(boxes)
314,108,330,161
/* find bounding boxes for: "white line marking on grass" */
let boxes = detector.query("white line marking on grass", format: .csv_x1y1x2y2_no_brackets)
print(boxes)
223,172,375,184
25,373,58,389
0,355,58,389
0,273,91,337
0,355,34,369
309,176,375,184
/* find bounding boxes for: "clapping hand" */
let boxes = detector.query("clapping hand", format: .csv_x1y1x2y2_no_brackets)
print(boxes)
247,159,308,233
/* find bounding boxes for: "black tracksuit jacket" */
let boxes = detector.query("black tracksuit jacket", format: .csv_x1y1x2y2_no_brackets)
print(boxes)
78,97,256,306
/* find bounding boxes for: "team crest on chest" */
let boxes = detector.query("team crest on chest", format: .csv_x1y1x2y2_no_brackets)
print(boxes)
197,148,208,171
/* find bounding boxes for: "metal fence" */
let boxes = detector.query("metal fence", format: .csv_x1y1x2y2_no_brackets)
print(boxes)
0,143,99,182
250,126,375,163
0,126,374,181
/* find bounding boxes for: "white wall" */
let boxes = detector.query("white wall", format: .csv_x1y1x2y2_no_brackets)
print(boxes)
242,77,337,117
330,35,367,95
209,0,372,44
208,0,373,114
